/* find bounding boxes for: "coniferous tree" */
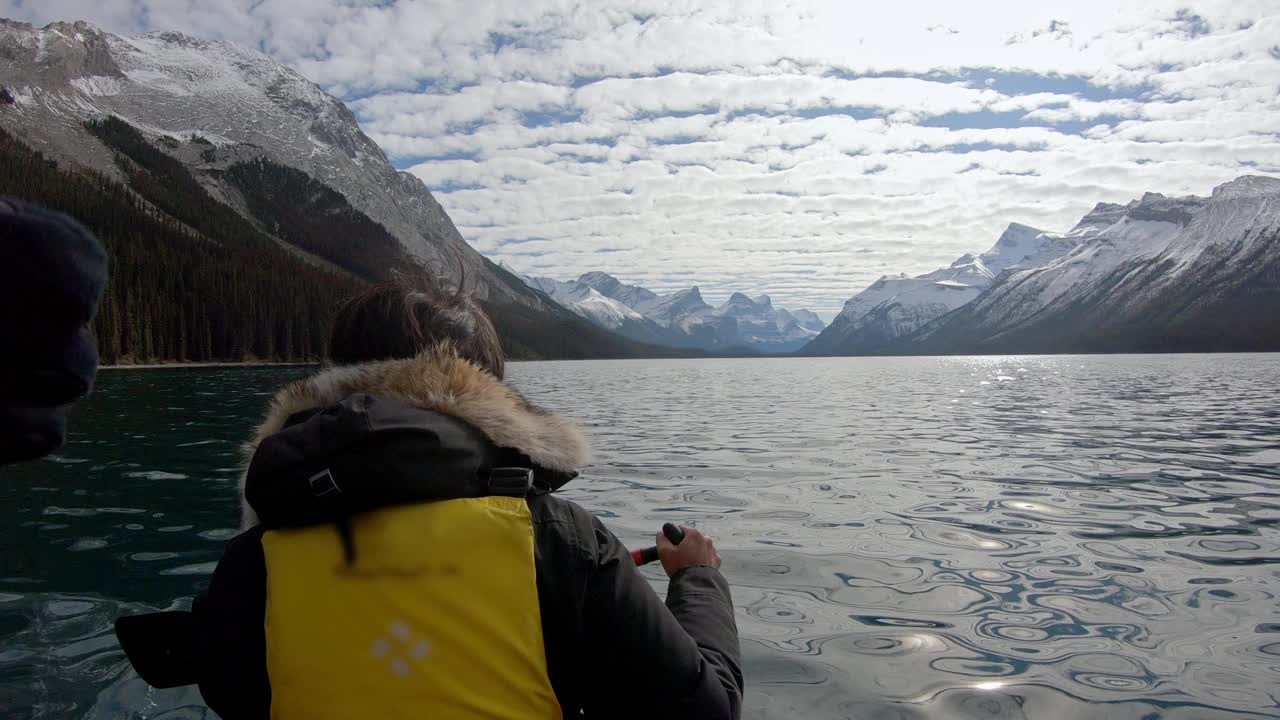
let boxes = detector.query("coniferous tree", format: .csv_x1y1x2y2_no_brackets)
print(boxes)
0,123,361,363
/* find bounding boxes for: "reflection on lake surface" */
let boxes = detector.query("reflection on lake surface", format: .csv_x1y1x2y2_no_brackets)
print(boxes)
2,355,1279,719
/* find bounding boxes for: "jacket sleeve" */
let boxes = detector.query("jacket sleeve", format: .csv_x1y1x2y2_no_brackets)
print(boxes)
581,517,743,720
192,526,270,720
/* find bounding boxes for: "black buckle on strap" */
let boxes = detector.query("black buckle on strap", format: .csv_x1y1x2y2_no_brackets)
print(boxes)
308,468,342,498
487,467,533,497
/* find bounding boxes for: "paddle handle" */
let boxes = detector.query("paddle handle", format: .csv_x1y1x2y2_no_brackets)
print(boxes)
631,523,686,565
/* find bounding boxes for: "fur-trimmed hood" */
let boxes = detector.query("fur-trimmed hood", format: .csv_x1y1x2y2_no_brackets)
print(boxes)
239,347,591,528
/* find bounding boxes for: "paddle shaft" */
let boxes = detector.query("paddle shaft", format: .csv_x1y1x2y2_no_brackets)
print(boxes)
631,523,686,565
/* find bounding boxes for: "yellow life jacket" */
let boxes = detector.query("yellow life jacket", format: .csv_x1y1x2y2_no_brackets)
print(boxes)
260,495,562,720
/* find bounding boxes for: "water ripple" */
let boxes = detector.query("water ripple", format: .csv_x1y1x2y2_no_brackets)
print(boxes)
2,356,1279,718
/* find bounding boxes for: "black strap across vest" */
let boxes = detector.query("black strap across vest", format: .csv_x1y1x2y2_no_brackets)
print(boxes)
331,466,533,565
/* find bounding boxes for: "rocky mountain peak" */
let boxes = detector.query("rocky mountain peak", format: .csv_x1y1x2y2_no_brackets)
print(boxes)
979,222,1053,274
577,270,659,308
1077,201,1126,227
791,309,826,332
674,287,704,304
873,273,908,285
992,222,1043,246
718,291,775,317
1072,190,1207,232
578,270,619,285
577,270,626,296
1126,191,1206,225
138,29,216,49
1212,174,1280,199
5,19,124,80
722,291,756,307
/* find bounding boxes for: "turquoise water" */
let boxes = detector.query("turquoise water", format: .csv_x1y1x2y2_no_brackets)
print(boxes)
2,355,1279,719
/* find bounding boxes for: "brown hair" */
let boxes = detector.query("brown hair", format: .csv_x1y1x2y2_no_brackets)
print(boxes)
328,278,505,379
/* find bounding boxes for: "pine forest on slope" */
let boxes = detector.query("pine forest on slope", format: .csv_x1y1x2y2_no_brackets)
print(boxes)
0,123,354,362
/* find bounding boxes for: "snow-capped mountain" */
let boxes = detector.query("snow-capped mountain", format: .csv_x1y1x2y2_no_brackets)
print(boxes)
522,272,826,353
524,276,645,328
577,271,662,315
939,192,1206,334
805,176,1280,355
978,222,1077,274
804,222,1079,354
0,19,531,307
910,176,1280,353
644,287,713,329
521,274,687,347
790,309,825,333
716,293,823,353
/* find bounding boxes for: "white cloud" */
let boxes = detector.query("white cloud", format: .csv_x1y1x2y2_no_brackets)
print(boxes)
4,0,1279,315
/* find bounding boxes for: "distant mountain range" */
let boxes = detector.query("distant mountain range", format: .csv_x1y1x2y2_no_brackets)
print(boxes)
519,271,826,353
523,175,1280,357
2,18,1275,361
805,177,1280,355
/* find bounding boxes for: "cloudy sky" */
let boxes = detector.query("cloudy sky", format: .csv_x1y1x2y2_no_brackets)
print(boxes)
7,1,1280,316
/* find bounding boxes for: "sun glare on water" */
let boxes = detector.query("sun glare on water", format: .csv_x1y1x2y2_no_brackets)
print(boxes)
973,681,1007,691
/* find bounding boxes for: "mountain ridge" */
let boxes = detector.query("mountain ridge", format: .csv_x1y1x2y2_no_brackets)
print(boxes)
803,219,1082,355
520,270,826,353
809,175,1279,356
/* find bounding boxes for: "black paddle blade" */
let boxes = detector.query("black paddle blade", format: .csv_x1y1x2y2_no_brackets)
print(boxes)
114,611,199,688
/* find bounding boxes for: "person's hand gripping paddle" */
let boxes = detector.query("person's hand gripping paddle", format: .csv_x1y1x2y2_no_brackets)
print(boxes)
632,522,723,576
632,522,685,565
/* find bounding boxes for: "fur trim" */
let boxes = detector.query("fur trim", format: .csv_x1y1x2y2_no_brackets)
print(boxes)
239,346,591,528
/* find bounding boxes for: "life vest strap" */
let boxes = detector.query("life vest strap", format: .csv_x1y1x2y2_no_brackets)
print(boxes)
486,466,533,497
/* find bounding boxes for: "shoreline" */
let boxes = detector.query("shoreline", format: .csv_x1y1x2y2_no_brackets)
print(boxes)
97,349,1280,370
100,361,320,370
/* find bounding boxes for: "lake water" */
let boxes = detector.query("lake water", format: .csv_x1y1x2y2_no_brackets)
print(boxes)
2,355,1279,719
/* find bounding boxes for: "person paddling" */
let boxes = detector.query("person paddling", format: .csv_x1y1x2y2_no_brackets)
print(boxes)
115,278,743,719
